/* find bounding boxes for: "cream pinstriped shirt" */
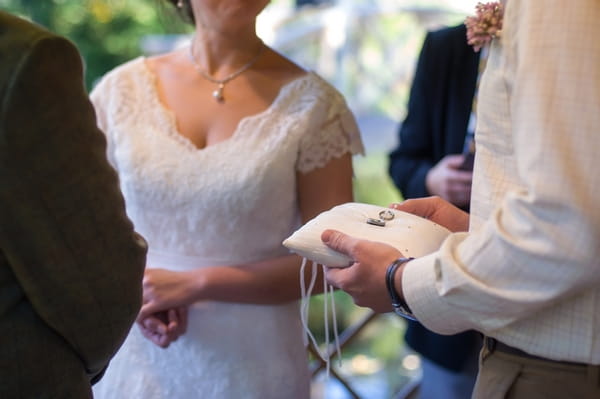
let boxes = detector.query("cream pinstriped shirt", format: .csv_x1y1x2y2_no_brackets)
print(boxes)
403,0,600,364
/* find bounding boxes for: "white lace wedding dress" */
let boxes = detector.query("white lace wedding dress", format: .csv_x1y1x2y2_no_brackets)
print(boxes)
90,57,364,399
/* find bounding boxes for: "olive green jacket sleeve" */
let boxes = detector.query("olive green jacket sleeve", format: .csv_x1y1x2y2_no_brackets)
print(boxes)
0,11,147,398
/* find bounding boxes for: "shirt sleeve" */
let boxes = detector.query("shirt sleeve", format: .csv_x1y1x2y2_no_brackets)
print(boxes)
403,0,600,335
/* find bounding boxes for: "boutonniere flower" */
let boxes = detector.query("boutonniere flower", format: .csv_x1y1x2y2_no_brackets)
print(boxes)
465,2,504,52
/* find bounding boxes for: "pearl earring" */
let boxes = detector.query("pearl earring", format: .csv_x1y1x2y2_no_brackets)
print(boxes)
177,0,184,8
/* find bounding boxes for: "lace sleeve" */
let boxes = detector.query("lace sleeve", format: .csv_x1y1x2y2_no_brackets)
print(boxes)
296,97,365,174
90,76,118,170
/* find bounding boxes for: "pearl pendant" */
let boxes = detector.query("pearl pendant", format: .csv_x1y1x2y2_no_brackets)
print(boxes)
212,84,225,103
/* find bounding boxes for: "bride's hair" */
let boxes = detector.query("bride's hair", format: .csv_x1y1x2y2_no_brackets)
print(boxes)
163,0,195,24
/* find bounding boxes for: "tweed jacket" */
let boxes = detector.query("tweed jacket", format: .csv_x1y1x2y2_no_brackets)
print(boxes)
0,11,146,398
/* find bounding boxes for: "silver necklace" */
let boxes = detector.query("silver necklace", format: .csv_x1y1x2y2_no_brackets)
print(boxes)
188,40,264,103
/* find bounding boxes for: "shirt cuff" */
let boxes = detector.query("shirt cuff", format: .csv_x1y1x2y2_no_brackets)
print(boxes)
401,233,471,335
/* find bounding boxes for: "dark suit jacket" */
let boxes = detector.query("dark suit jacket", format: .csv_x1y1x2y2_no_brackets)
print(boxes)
388,24,480,371
0,11,147,397
389,24,479,199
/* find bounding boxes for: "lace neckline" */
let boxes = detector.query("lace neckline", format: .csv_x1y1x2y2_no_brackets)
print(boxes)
138,57,314,153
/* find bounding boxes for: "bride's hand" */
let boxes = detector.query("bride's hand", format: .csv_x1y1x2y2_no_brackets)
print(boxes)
137,307,188,348
139,268,199,320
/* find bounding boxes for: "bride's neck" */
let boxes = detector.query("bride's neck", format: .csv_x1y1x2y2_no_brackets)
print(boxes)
190,28,263,74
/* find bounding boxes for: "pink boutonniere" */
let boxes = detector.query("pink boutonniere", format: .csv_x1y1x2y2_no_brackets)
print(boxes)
465,2,504,52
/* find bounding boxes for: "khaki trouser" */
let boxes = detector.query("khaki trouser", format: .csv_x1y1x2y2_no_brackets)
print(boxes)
472,340,600,399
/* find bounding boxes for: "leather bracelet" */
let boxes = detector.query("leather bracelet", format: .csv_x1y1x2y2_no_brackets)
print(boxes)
385,257,416,320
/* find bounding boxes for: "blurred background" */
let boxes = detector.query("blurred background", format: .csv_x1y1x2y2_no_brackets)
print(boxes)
0,0,479,397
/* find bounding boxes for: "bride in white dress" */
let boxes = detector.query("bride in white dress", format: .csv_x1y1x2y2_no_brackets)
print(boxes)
90,1,364,398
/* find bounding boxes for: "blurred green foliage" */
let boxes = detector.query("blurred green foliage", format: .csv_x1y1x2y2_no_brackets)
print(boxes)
353,152,402,206
0,0,190,89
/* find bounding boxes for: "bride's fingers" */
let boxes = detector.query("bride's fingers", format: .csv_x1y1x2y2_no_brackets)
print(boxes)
141,314,168,335
166,309,179,336
166,307,188,341
178,307,188,335
138,323,169,348
138,301,161,321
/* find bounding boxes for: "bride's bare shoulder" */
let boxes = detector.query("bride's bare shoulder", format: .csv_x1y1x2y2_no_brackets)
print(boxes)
144,48,190,75
258,46,308,85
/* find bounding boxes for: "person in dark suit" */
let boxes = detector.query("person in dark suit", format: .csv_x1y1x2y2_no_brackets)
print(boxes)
388,24,481,398
0,11,148,398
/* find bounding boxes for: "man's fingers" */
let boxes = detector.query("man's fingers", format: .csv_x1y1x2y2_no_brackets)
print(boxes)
321,229,359,257
390,197,438,219
448,170,474,185
444,154,467,167
324,267,348,290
